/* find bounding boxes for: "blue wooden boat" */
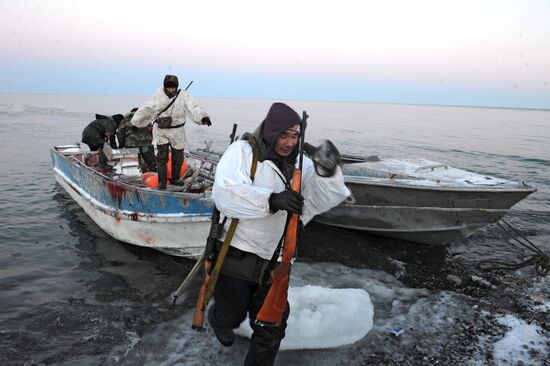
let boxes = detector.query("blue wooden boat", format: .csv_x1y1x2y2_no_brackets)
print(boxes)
50,144,215,257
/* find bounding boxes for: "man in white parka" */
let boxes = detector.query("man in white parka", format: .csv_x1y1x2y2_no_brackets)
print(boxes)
131,75,212,189
208,102,350,366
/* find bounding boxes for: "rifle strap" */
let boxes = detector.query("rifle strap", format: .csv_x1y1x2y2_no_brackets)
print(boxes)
201,137,260,304
155,89,181,119
245,136,259,180
203,218,239,304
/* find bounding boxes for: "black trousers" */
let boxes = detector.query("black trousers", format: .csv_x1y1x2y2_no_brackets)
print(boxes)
156,144,184,189
208,274,290,366
138,145,157,172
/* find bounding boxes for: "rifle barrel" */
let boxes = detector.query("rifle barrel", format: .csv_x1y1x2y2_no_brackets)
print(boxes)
230,124,238,143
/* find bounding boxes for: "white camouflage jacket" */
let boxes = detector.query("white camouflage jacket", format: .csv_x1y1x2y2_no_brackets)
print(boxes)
131,88,208,149
213,140,351,260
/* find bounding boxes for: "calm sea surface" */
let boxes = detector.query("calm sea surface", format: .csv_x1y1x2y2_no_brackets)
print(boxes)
0,93,549,365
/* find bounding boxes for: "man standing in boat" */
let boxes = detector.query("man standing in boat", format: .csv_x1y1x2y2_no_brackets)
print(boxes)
131,74,212,190
207,102,350,365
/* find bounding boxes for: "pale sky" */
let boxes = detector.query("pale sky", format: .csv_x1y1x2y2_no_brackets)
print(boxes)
1,0,549,109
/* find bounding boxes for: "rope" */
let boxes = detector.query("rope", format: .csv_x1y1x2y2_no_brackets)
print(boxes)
477,219,549,276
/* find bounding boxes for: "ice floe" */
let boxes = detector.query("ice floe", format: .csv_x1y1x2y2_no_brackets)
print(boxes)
235,285,374,350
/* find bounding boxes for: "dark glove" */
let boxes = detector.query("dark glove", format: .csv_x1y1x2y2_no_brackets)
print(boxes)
269,190,304,214
304,140,342,177
201,116,212,126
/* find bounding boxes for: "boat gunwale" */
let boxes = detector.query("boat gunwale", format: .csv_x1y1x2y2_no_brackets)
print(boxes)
53,167,212,223
51,148,213,201
343,175,537,193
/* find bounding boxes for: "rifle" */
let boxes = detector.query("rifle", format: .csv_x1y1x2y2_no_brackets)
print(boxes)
254,111,308,326
229,123,238,143
192,218,239,330
171,125,238,306
191,126,261,331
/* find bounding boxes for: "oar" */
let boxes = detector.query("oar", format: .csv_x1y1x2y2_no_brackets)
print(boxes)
172,252,205,306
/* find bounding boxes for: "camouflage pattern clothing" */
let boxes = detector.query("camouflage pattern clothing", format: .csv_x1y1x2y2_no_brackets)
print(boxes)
116,111,153,148
116,110,156,172
131,76,211,189
130,88,209,150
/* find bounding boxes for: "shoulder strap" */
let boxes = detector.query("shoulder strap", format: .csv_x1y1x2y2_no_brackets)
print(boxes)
217,136,259,227
200,136,260,305
247,136,260,181
155,89,181,119
209,136,260,230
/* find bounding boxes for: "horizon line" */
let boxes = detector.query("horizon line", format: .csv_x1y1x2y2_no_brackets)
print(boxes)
1,91,549,113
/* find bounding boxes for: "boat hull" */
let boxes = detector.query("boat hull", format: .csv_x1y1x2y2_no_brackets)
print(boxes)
51,148,212,257
315,204,508,245
315,160,536,245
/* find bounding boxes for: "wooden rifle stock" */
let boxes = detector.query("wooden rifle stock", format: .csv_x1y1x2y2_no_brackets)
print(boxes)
192,218,240,331
255,169,301,326
255,110,307,326
191,258,212,330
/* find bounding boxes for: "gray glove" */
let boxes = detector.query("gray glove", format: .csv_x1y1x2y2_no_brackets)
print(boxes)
304,140,342,177
269,190,304,214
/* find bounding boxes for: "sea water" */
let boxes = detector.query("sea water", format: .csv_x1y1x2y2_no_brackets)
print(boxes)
0,93,548,365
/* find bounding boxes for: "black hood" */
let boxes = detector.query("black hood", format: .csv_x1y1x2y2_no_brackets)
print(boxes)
242,102,302,179
262,102,302,146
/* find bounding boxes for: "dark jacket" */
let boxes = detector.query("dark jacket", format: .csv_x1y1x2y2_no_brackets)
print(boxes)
81,114,119,149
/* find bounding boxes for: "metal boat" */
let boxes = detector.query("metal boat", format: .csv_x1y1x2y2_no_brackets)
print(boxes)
314,156,536,245
50,144,216,257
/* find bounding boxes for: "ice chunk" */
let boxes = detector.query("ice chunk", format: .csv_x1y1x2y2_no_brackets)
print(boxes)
235,285,374,350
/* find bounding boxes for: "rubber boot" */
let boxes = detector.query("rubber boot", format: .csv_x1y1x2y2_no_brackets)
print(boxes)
156,144,169,190
170,148,185,186
213,327,235,347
